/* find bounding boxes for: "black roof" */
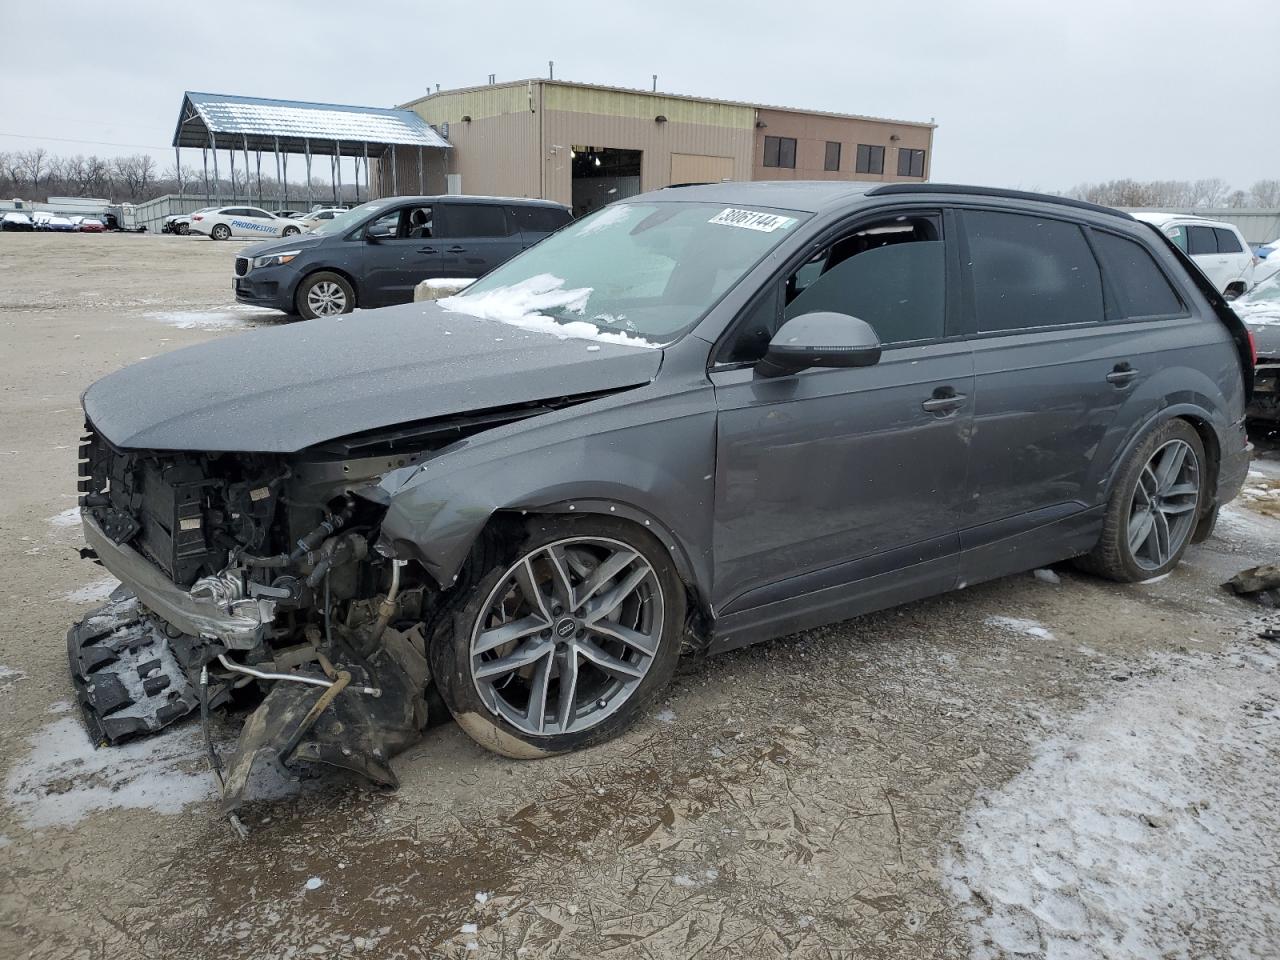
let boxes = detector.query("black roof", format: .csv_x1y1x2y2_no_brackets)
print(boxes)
652,180,1130,220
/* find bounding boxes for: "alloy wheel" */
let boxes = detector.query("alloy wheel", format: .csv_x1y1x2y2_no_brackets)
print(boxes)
1126,438,1200,571
469,536,665,737
306,281,347,316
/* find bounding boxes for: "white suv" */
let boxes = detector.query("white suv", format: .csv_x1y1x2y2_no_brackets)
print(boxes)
1133,212,1255,299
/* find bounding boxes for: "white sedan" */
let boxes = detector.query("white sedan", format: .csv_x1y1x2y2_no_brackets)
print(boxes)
294,207,349,232
189,206,304,241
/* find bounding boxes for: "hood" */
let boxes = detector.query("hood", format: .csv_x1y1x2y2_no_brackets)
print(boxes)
83,300,663,453
242,233,324,258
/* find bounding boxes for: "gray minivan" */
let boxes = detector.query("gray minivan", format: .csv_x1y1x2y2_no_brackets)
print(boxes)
233,195,572,319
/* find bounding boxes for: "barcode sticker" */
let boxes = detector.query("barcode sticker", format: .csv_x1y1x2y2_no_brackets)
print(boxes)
708,208,797,233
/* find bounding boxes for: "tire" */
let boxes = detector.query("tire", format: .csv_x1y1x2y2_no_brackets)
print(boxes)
430,515,686,759
1076,419,1207,582
1225,285,1244,302
282,226,300,237
177,223,190,236
295,271,355,319
211,223,231,241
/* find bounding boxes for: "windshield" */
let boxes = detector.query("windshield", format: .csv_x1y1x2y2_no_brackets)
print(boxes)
310,200,389,237
446,201,809,345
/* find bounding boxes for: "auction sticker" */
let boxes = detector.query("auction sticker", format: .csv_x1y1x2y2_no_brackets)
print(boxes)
708,208,796,232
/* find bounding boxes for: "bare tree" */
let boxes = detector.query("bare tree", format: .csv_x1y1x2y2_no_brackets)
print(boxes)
1249,180,1280,207
14,148,48,190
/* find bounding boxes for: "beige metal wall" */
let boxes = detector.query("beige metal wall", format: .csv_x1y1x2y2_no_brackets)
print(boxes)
539,84,755,206
670,153,735,184
751,108,934,183
406,85,541,198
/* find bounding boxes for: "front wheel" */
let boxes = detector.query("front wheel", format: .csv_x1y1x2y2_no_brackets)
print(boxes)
431,516,686,758
177,222,190,236
1077,419,1206,582
210,223,231,241
295,271,355,319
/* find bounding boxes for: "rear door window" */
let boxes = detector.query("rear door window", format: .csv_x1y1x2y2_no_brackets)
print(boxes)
1186,225,1217,255
438,203,510,238
962,210,1104,332
1166,225,1188,251
1092,230,1185,319
1214,227,1243,254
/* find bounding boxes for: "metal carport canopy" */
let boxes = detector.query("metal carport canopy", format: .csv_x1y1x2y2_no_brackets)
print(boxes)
172,91,451,156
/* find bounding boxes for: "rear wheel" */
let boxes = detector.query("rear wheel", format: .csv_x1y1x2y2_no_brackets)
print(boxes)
430,516,686,758
1077,419,1206,582
211,223,231,241
282,225,300,237
296,271,355,319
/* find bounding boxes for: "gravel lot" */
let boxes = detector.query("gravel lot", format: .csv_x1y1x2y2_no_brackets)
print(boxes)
1,232,1278,960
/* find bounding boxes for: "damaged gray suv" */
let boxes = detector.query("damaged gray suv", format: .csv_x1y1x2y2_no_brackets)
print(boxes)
69,182,1254,811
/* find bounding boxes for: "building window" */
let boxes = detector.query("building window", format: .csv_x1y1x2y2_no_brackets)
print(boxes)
897,148,926,178
824,141,841,172
855,144,885,175
763,136,796,169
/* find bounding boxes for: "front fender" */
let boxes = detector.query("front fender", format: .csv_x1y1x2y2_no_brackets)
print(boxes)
377,380,718,601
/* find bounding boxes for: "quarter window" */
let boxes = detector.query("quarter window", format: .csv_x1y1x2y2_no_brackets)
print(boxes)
824,141,841,172
763,136,797,169
963,210,1104,332
855,144,885,175
1213,227,1243,254
1092,231,1185,319
896,148,926,178
511,205,571,234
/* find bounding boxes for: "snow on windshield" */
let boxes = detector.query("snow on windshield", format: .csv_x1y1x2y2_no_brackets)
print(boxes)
439,274,658,348
575,203,635,237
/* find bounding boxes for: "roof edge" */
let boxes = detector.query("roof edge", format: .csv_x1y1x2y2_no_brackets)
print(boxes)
400,79,936,129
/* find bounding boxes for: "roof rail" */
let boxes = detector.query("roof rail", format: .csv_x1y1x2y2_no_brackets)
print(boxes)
866,183,1132,220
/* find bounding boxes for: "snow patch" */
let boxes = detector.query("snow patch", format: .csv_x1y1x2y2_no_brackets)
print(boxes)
304,877,324,891
47,507,81,528
1032,568,1061,585
142,304,271,330
655,707,677,724
441,274,658,349
985,616,1055,641
575,203,634,237
63,576,121,604
3,717,215,828
944,646,1280,959
0,665,25,686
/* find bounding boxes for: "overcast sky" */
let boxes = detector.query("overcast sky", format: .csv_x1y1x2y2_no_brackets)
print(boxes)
2,0,1276,192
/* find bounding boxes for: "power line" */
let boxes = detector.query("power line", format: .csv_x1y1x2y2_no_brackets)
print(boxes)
0,131,170,151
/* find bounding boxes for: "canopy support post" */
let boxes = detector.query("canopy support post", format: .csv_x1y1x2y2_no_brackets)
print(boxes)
201,146,209,204
242,134,251,206
175,146,183,197
274,137,282,203
390,144,397,196
211,132,221,205
305,139,312,207
361,142,368,204
255,149,262,207
335,140,342,205
417,147,424,194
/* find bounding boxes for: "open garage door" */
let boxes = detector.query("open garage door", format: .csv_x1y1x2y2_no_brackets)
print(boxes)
571,147,641,217
671,153,734,186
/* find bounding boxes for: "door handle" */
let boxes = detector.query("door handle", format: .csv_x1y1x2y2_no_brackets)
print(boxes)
418,246,437,254
1106,364,1139,386
921,389,967,414
446,245,466,253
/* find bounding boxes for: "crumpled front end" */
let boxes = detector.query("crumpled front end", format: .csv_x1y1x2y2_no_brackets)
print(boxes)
68,418,444,815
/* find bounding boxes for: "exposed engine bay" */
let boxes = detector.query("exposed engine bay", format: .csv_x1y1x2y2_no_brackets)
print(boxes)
67,406,548,820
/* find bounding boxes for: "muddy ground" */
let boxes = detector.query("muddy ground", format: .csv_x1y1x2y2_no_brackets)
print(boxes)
1,232,1278,959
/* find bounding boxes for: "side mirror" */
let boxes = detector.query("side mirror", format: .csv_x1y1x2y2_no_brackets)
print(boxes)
755,312,882,378
364,230,382,244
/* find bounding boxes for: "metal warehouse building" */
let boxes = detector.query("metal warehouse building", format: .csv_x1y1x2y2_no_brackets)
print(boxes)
379,79,935,216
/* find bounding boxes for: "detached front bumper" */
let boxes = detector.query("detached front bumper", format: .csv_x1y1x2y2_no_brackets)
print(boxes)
82,514,272,650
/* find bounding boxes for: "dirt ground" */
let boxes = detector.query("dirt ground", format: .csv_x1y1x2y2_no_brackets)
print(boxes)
1,232,1278,960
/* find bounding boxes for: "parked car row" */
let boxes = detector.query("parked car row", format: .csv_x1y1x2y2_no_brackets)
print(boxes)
162,205,351,237
233,195,573,318
1,212,105,232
